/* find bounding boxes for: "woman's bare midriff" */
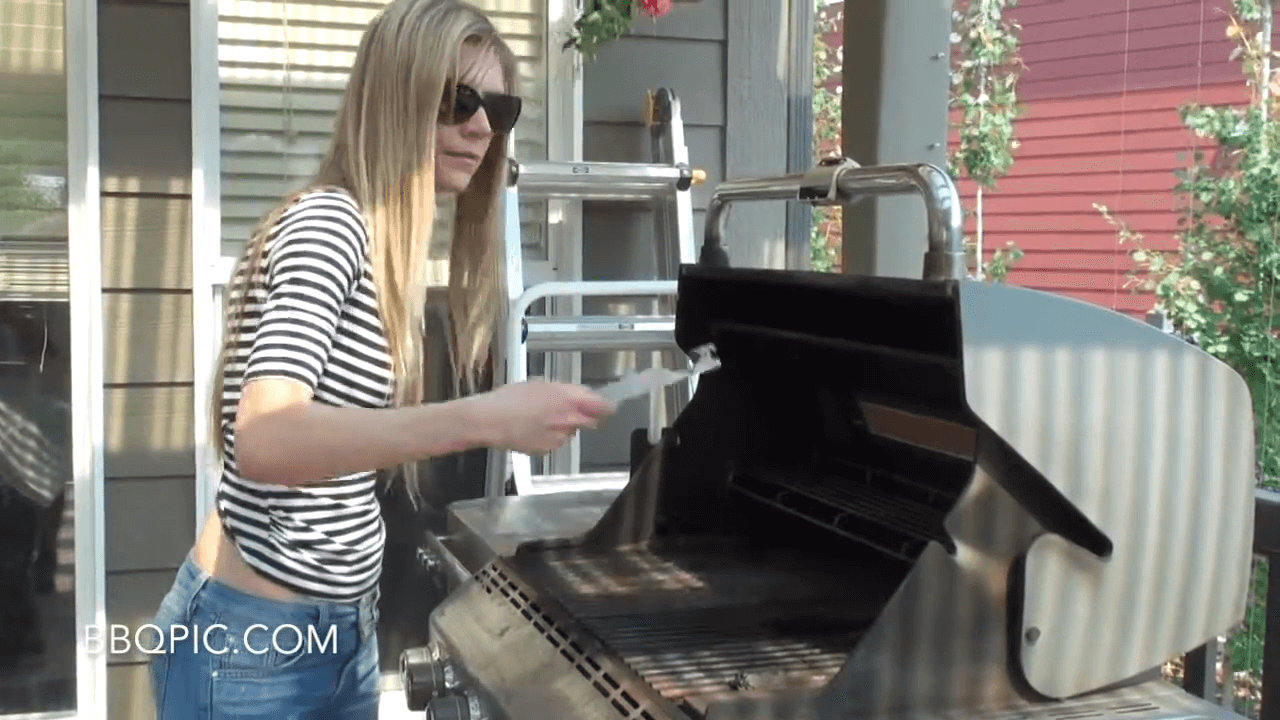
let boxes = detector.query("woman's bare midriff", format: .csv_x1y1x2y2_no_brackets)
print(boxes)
192,510,301,602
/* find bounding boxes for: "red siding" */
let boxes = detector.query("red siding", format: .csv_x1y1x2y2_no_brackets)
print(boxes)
949,0,1261,318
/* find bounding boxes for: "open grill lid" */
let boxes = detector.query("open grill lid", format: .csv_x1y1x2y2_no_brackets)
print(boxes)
567,262,1256,712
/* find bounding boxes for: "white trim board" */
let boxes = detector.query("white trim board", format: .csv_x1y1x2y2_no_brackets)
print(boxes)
65,0,107,713
190,0,224,533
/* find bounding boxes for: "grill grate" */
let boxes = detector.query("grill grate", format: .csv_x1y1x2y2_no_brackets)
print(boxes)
585,609,854,699
512,546,882,708
475,563,664,720
730,466,955,562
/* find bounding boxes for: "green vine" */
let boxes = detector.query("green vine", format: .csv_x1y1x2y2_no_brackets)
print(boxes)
949,0,1025,282
1099,2,1275,704
1102,1,1280,490
563,0,635,62
809,0,843,272
806,0,1026,277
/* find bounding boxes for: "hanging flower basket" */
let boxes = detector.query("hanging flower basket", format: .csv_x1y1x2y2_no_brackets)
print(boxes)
563,0,677,61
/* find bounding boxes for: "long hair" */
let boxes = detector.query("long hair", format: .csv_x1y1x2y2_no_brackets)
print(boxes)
209,0,518,483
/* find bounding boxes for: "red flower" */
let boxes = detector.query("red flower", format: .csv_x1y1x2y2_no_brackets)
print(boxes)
637,0,672,18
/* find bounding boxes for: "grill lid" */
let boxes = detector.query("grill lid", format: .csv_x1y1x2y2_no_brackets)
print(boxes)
561,264,1256,710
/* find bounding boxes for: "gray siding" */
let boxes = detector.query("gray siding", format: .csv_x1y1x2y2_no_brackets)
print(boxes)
577,1,726,471
99,0,195,716
840,0,952,278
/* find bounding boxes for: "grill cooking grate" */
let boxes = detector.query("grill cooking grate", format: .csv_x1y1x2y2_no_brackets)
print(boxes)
476,562,664,720
512,546,884,709
585,608,855,699
730,465,955,562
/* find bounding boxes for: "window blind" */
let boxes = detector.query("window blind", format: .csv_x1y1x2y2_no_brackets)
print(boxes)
216,0,550,283
0,0,69,303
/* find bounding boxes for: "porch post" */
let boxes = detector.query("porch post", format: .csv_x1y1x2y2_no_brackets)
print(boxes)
725,0,791,268
841,0,952,279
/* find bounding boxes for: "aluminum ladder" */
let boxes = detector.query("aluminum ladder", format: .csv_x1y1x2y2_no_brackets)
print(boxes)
486,88,704,498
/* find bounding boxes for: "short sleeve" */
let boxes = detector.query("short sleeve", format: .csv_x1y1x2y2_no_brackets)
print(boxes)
241,191,367,391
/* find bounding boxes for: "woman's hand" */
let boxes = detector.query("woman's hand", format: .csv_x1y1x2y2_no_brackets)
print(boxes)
463,379,617,455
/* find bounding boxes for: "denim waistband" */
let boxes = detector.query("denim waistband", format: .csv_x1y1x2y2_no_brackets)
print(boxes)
174,552,378,631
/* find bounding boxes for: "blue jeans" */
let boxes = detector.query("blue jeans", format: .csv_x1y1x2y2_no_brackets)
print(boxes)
147,554,381,719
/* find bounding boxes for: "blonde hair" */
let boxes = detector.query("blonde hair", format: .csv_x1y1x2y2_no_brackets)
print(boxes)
210,0,518,482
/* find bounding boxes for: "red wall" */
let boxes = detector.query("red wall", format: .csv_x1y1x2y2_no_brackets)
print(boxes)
954,0,1258,317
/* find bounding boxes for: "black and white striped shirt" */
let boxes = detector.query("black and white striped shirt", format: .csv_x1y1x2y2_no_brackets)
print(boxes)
216,189,393,602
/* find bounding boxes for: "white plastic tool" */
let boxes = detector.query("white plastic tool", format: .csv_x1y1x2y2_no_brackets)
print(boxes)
596,344,720,404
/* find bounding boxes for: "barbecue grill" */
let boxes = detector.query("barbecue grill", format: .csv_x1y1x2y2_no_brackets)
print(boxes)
404,160,1258,720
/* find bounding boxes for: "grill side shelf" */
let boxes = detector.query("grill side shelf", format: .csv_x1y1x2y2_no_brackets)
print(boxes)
474,558,695,720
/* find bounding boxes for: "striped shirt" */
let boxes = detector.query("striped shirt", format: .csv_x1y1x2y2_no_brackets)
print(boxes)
216,189,393,602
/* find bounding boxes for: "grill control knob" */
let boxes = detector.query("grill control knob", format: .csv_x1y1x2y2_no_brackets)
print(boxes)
401,646,460,711
426,693,484,720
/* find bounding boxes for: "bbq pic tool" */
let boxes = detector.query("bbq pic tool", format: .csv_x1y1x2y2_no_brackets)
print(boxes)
595,344,720,404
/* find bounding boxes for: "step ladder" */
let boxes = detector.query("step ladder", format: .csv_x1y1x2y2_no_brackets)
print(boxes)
485,88,705,498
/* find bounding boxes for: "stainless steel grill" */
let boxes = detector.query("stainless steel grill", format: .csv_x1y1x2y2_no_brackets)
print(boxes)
402,161,1259,720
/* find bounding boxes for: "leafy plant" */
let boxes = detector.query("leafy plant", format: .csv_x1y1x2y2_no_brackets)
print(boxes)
982,242,1024,282
563,0,672,62
563,0,634,61
0,142,61,213
809,1,843,271
1104,3,1280,491
949,0,1025,281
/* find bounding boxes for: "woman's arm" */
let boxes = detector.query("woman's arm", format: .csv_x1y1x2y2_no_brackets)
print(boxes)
234,377,611,486
225,191,614,486
234,378,479,485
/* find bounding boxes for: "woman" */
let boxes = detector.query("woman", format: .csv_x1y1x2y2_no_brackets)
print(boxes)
146,1,615,717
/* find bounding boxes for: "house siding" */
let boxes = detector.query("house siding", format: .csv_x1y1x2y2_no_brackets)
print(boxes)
98,0,195,716
818,0,1259,315
955,0,1255,318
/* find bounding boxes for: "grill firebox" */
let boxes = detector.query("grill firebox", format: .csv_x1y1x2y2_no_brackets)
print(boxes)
402,163,1259,720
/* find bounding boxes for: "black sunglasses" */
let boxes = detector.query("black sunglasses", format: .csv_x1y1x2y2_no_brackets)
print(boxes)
441,83,522,135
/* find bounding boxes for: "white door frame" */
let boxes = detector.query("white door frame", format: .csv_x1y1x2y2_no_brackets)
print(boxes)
544,0,587,477
68,0,108,715
189,0,222,528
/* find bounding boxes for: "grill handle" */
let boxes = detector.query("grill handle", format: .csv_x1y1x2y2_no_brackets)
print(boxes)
700,159,966,281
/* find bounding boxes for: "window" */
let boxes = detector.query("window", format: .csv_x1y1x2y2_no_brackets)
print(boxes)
0,0,93,713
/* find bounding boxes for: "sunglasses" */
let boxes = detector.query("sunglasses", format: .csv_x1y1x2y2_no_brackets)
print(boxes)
441,83,522,135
